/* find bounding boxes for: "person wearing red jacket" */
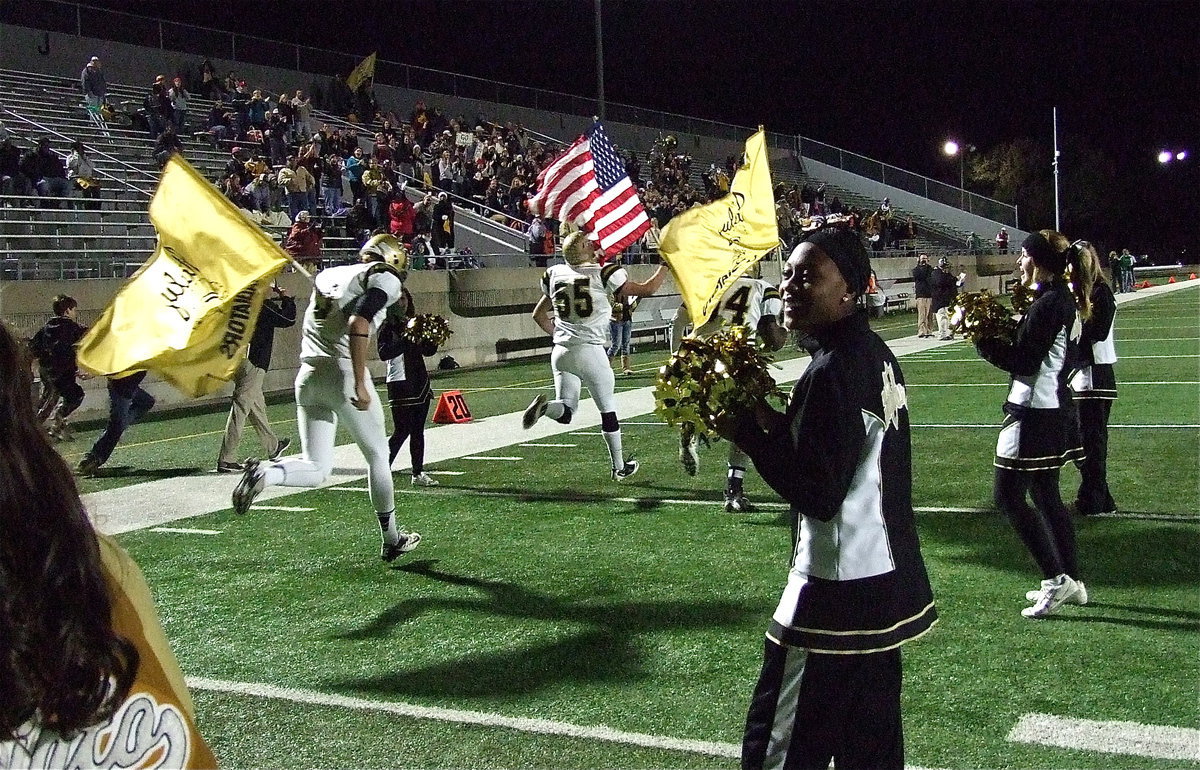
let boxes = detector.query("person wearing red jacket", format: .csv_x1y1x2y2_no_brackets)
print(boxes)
388,185,416,243
282,210,323,271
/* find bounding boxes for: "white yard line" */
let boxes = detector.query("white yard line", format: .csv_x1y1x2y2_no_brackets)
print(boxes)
187,676,741,759
1008,713,1200,762
248,505,316,512
149,527,221,535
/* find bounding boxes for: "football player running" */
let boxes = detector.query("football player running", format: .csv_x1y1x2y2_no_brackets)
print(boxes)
671,265,787,512
523,231,668,480
232,233,421,562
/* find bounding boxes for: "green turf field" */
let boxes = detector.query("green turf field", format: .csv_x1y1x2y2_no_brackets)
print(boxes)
85,287,1199,768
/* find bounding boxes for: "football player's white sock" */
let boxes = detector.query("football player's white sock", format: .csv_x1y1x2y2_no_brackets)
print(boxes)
261,462,287,487
545,401,566,421
603,429,624,470
377,509,399,544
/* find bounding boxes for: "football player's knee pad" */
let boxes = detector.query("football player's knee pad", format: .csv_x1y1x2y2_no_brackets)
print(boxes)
554,405,574,424
600,412,620,433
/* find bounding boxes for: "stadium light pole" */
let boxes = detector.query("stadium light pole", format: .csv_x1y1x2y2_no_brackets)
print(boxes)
1052,107,1061,231
943,140,973,210
594,0,605,120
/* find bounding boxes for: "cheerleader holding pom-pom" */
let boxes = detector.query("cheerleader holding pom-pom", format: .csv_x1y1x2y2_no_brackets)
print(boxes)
973,230,1099,619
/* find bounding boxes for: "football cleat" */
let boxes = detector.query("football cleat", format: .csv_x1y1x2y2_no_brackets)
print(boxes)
411,472,439,487
612,459,640,481
216,461,244,473
381,530,422,562
231,458,265,515
522,393,548,429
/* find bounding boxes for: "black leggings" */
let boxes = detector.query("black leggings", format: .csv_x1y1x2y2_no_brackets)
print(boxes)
388,398,431,473
994,467,1078,579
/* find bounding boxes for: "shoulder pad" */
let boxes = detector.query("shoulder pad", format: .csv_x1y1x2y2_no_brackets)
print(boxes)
600,263,622,283
362,262,403,282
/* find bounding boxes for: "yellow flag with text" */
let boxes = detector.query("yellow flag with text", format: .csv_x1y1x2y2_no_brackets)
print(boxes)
346,52,377,92
658,129,779,327
76,156,289,397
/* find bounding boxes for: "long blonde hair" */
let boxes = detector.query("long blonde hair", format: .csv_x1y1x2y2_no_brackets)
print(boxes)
1038,229,1097,322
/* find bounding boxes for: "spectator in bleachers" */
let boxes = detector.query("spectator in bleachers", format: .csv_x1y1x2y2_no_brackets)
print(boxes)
344,198,372,247
281,210,323,271
247,89,268,130
388,183,416,242
203,100,234,147
995,227,1009,254
966,231,982,254
243,172,270,214
298,142,321,215
66,140,100,210
200,58,225,100
291,90,313,140
143,76,172,139
321,153,345,215
345,146,367,202
431,192,455,255
361,158,387,226
278,156,314,224
152,125,183,169
20,137,70,208
168,76,189,132
0,130,32,203
80,56,107,113
221,173,249,209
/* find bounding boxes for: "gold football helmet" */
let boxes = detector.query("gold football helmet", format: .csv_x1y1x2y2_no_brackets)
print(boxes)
359,233,408,271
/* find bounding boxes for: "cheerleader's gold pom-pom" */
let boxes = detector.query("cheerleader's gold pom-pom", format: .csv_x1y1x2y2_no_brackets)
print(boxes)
950,290,1018,344
654,325,785,437
403,314,453,347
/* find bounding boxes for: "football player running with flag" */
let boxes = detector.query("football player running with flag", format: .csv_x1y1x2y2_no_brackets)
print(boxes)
671,265,787,511
523,231,668,480
526,119,650,263
232,234,421,563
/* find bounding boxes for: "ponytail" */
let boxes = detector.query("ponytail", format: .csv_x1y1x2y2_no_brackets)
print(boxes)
1036,229,1097,322
1067,240,1098,322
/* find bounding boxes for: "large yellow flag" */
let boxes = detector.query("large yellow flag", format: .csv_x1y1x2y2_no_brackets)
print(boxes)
658,129,779,327
76,156,289,397
346,52,377,92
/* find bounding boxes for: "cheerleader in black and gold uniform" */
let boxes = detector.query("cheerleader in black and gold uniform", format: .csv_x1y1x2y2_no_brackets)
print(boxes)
378,287,439,487
976,230,1097,619
1070,245,1119,517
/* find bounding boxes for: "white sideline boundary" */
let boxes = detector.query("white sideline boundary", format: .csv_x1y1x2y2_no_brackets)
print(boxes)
86,280,1197,536
1008,713,1200,761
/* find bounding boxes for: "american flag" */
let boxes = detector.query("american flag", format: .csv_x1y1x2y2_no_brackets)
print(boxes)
527,121,650,263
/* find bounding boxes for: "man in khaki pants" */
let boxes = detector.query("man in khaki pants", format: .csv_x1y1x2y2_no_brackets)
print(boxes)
217,285,297,472
911,253,934,337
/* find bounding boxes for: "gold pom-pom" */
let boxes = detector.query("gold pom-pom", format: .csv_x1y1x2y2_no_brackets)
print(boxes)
950,290,1018,344
1010,281,1035,315
654,325,786,437
402,313,453,347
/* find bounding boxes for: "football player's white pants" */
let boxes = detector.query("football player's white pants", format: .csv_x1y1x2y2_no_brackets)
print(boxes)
261,358,394,515
550,343,617,414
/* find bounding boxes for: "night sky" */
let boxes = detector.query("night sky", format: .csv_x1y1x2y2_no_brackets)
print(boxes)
70,1,1200,255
